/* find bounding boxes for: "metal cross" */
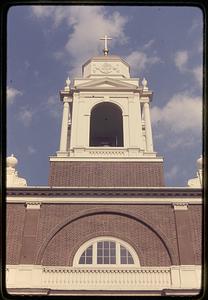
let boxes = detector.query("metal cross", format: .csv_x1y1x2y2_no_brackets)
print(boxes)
100,35,112,56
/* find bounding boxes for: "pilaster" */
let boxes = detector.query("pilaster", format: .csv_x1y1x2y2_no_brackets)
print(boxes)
20,205,41,264
173,205,195,265
59,97,70,152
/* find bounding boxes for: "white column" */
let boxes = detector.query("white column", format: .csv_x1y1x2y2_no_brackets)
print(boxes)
123,114,129,147
136,99,145,150
59,97,70,152
85,114,91,146
144,102,153,152
128,99,139,147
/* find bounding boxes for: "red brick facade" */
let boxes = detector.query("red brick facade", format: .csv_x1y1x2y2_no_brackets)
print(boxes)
48,161,165,187
7,202,202,267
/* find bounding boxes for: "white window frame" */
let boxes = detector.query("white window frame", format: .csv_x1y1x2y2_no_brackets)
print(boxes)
73,236,140,267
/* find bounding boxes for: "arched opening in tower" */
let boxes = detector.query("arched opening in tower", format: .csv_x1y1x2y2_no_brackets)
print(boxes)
90,103,124,147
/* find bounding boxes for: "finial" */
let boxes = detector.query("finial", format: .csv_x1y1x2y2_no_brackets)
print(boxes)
142,78,148,91
6,154,27,187
187,155,203,187
66,77,70,87
197,155,202,170
65,77,71,91
7,154,18,168
100,35,112,56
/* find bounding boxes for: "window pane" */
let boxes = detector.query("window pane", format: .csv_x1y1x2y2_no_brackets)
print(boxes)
110,248,116,256
79,245,93,264
97,257,102,264
104,249,109,256
86,246,92,255
110,241,115,248
86,256,92,264
110,256,116,264
121,256,127,264
121,247,126,256
97,248,103,256
104,257,109,264
97,242,103,249
128,256,134,264
79,256,85,264
104,241,109,248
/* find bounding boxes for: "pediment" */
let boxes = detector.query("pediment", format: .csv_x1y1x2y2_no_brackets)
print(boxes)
75,78,137,90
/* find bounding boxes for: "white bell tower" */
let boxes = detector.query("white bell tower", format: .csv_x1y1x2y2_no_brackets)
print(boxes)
49,36,164,187
57,37,155,159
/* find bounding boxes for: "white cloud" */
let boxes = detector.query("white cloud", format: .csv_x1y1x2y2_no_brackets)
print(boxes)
47,96,62,118
31,6,128,77
166,136,196,150
143,39,155,50
165,165,179,180
174,50,188,72
188,18,202,35
125,51,160,74
192,65,203,87
53,51,65,61
198,43,203,53
31,6,55,19
34,70,39,78
28,145,36,154
18,108,33,126
151,92,202,134
24,60,31,69
7,86,23,105
174,49,202,88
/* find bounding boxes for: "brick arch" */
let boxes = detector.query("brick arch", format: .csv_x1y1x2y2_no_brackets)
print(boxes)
36,207,177,265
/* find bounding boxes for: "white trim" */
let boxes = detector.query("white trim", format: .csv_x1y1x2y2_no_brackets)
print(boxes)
49,155,163,162
173,203,189,210
73,236,140,267
6,264,201,292
25,202,41,210
7,186,202,190
6,196,202,205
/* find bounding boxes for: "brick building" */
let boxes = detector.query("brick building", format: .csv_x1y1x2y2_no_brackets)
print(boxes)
6,39,202,296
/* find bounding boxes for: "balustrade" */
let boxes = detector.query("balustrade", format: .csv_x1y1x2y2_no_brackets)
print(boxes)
41,267,171,290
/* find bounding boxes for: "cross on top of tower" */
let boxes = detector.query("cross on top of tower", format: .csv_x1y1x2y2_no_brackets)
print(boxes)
100,35,112,56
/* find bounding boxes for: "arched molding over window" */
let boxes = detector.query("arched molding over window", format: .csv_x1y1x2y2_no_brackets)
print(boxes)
36,208,177,265
89,102,124,147
73,236,140,267
87,99,126,116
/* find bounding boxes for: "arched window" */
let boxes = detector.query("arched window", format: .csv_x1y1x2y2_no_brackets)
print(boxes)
89,103,123,147
73,237,139,266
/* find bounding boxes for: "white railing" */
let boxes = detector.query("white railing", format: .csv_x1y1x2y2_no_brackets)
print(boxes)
88,149,127,156
41,267,171,290
6,265,201,291
71,147,144,158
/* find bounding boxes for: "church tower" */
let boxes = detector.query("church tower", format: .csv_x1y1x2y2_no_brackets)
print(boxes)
49,36,164,187
6,36,202,296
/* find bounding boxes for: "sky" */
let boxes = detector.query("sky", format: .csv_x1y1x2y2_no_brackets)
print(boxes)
7,5,203,187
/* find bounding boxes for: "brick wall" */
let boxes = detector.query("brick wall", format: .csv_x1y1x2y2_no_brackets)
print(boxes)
188,205,202,265
48,161,165,187
6,202,202,267
6,204,26,264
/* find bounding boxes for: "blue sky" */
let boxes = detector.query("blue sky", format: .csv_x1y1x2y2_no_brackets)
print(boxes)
7,5,203,186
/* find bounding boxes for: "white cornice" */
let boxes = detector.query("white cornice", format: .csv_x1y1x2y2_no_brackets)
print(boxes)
49,156,164,162
6,196,202,204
